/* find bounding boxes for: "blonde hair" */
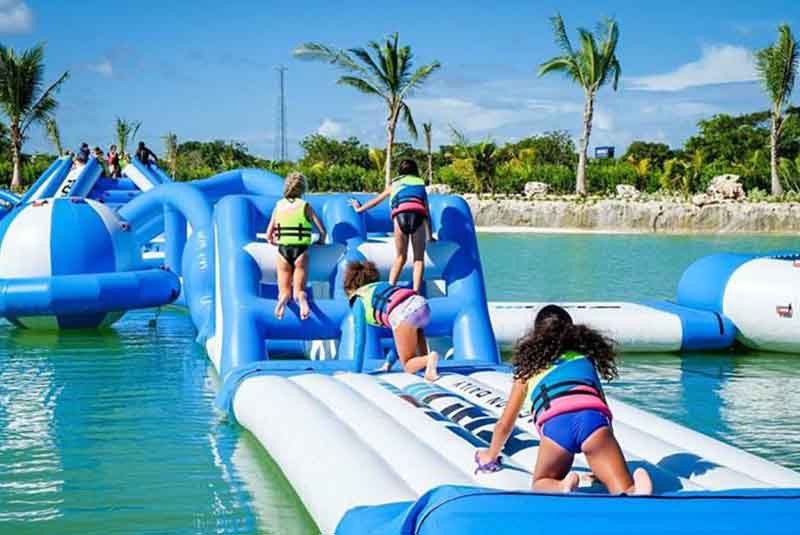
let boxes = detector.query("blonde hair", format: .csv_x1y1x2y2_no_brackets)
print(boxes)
283,172,307,199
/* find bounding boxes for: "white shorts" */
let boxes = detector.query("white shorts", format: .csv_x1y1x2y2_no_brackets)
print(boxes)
388,295,430,330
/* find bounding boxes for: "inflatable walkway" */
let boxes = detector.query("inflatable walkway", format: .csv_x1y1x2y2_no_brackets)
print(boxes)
204,188,800,534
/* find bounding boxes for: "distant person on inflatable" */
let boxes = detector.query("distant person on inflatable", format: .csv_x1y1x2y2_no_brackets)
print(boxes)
475,305,652,495
77,142,91,163
265,172,326,320
135,142,158,167
350,159,433,292
344,260,438,380
107,144,121,178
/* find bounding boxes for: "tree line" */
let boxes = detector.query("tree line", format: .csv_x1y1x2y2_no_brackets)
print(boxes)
0,18,796,198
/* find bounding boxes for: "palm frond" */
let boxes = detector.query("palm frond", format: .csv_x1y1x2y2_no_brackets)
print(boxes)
756,24,799,108
398,61,441,99
400,101,418,140
21,69,68,135
550,13,575,57
337,76,387,100
348,47,390,89
538,56,579,81
293,42,368,77
576,28,599,88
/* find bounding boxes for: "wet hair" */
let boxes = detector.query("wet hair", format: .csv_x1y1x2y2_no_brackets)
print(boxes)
398,159,419,177
110,144,117,151
138,141,145,149
343,260,380,295
512,307,618,383
283,172,306,199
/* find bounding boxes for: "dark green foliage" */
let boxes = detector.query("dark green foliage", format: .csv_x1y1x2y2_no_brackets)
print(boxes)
299,135,371,168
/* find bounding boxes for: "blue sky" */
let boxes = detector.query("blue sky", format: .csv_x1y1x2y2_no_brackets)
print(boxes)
2,0,799,159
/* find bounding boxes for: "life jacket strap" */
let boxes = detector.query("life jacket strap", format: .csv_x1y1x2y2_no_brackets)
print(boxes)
275,224,312,239
532,379,604,423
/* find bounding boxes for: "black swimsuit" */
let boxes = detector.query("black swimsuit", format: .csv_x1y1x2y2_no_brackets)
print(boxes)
278,244,309,267
395,212,426,235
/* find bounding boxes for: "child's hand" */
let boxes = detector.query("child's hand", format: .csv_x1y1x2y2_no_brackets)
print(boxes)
349,199,362,212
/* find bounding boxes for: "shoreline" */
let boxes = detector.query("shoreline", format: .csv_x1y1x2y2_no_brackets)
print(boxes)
475,225,800,236
464,197,800,235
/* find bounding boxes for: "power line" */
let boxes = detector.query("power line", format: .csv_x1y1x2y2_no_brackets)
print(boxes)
275,65,288,162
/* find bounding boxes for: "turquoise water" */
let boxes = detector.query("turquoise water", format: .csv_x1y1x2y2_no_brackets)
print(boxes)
0,232,798,533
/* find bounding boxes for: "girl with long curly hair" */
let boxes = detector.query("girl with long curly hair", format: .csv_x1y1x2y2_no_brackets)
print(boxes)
475,305,651,495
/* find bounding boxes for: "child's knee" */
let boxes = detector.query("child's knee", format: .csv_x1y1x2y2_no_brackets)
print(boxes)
395,253,408,265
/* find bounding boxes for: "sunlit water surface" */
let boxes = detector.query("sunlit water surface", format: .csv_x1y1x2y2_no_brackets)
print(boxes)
0,232,798,534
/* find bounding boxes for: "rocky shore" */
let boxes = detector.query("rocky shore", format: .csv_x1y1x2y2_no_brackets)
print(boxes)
463,196,800,233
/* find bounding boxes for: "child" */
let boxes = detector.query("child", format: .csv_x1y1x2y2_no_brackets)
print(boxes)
475,305,652,495
350,159,433,293
266,172,327,320
344,260,438,381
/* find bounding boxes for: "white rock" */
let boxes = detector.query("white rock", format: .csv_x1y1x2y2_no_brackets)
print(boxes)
616,184,640,199
707,174,745,201
426,183,452,195
524,181,549,197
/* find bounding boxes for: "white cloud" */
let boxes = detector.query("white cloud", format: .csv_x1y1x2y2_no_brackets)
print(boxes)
317,118,343,137
628,45,757,91
594,110,614,131
87,59,113,78
0,0,32,34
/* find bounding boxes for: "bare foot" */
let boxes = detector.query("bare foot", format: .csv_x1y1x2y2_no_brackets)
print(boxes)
560,472,579,493
298,297,310,320
632,467,653,495
274,298,288,320
424,351,439,382
377,361,390,372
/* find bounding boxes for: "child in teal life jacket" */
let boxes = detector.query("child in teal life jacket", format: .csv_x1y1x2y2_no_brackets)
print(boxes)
350,159,433,293
344,260,438,381
265,172,327,320
476,306,652,495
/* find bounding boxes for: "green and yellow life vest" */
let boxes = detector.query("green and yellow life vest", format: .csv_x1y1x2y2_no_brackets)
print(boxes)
352,282,417,328
389,175,429,217
274,198,312,246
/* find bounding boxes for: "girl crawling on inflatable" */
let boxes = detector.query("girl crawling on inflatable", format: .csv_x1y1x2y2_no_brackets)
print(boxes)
476,306,652,495
344,260,438,381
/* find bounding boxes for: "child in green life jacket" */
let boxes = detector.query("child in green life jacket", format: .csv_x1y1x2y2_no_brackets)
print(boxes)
476,305,652,495
344,260,438,381
265,172,327,320
350,159,433,293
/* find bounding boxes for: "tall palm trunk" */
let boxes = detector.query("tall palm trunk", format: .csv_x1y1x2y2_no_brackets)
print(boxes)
770,109,784,196
384,108,400,188
10,124,22,191
426,143,433,185
576,92,595,195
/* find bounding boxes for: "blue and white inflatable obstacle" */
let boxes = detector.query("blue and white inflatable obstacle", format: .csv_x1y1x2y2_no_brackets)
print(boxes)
678,252,800,353
489,301,735,353
201,186,800,534
0,197,180,329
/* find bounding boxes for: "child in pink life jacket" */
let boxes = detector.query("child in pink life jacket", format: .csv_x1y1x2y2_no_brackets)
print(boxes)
350,159,433,293
476,305,652,495
344,260,438,381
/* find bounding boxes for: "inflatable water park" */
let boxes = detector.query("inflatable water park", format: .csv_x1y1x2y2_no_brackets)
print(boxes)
2,161,799,534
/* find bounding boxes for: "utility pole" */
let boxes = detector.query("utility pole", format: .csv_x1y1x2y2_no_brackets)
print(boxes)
275,65,288,162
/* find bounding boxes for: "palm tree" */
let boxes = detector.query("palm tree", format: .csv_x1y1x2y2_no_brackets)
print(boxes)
116,117,141,157
293,33,441,186
422,121,433,184
368,147,385,173
0,44,69,190
755,24,798,196
162,132,178,178
447,127,501,195
45,117,63,156
539,14,621,195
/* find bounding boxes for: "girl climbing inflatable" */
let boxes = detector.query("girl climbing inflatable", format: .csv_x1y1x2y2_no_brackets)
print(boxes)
351,159,433,292
266,172,327,320
345,260,438,380
476,305,652,495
